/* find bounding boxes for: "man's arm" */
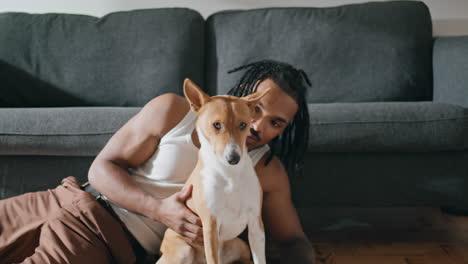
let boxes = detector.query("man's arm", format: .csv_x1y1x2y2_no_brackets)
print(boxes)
88,93,204,245
88,93,189,219
258,156,316,264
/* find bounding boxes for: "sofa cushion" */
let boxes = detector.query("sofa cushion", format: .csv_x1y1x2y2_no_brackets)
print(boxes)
0,156,94,199
3,102,465,156
292,151,468,207
433,36,468,108
308,102,468,152
0,8,204,107
206,1,433,102
0,107,140,156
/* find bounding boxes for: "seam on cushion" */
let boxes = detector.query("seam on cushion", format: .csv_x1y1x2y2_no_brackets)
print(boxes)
0,132,116,136
2,116,468,133
309,116,468,125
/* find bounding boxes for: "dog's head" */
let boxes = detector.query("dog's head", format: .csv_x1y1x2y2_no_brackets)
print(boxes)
183,78,270,165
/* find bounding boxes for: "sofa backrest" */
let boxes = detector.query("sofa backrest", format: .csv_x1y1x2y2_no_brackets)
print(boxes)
205,1,433,103
0,2,435,106
433,36,468,108
0,8,204,107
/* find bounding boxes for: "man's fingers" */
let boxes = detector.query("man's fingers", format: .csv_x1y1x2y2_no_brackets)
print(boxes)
181,223,204,245
184,210,202,227
183,222,203,238
181,230,197,241
182,232,204,246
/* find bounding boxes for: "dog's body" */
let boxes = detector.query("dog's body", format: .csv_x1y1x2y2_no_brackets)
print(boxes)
156,79,269,264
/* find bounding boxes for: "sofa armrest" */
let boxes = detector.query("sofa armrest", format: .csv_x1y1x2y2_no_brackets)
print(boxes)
433,36,468,107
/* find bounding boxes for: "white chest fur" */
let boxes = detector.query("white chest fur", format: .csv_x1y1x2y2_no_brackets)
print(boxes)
198,134,262,242
201,154,261,241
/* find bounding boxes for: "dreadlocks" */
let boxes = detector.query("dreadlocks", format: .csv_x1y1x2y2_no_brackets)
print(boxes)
227,60,311,178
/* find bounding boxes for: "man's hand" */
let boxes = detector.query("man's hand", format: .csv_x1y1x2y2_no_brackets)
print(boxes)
156,184,204,245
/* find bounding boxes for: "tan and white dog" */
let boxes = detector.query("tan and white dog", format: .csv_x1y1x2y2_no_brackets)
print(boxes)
156,79,270,264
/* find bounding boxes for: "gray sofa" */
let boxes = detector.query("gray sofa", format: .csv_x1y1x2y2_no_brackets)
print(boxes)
1,1,468,215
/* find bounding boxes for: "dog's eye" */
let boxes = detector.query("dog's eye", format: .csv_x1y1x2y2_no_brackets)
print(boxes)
239,122,247,130
213,122,222,130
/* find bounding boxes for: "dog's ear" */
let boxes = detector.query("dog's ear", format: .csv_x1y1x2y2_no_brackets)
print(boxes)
183,78,209,112
241,88,271,111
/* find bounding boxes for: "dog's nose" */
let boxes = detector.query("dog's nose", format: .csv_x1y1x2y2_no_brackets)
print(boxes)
227,153,240,165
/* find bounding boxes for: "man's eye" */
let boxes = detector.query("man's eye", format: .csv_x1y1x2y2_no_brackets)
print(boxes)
254,106,260,113
271,121,280,128
239,122,247,130
213,122,222,130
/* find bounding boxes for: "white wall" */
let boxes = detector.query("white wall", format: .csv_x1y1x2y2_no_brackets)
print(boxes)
1,0,468,36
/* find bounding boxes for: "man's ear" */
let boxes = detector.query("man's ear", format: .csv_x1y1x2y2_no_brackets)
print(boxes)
183,78,209,112
241,88,271,111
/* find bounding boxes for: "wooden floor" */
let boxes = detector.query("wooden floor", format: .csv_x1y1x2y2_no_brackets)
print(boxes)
279,207,468,264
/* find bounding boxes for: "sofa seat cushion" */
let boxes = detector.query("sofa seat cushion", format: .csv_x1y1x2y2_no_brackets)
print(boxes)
0,107,140,156
308,102,468,152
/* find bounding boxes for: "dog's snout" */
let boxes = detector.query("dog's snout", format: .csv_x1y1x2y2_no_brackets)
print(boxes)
227,153,240,165
224,139,242,165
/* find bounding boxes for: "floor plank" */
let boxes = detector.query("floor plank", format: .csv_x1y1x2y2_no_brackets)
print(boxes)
296,207,468,264
334,256,408,264
441,245,468,264
404,255,459,264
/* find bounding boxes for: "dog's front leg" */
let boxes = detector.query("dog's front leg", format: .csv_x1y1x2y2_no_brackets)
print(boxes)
248,216,266,264
202,216,220,264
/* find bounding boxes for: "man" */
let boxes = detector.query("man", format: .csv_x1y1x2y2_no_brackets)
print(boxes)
0,60,315,263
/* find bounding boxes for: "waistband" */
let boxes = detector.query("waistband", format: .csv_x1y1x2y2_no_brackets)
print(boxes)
81,182,150,261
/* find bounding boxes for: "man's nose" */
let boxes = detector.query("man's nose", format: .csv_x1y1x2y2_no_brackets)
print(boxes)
251,118,267,135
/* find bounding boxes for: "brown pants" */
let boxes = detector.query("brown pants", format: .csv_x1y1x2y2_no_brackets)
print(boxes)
0,176,136,264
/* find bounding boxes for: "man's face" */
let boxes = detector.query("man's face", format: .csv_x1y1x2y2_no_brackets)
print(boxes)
246,78,299,150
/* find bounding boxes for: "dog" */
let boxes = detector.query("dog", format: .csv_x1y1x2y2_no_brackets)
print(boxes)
155,79,270,264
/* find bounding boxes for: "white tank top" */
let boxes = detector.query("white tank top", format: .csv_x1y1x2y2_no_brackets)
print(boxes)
110,110,270,254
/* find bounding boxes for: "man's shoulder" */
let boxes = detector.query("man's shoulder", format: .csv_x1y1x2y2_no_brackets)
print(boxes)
256,153,290,193
141,93,191,137
256,153,284,173
145,93,189,114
